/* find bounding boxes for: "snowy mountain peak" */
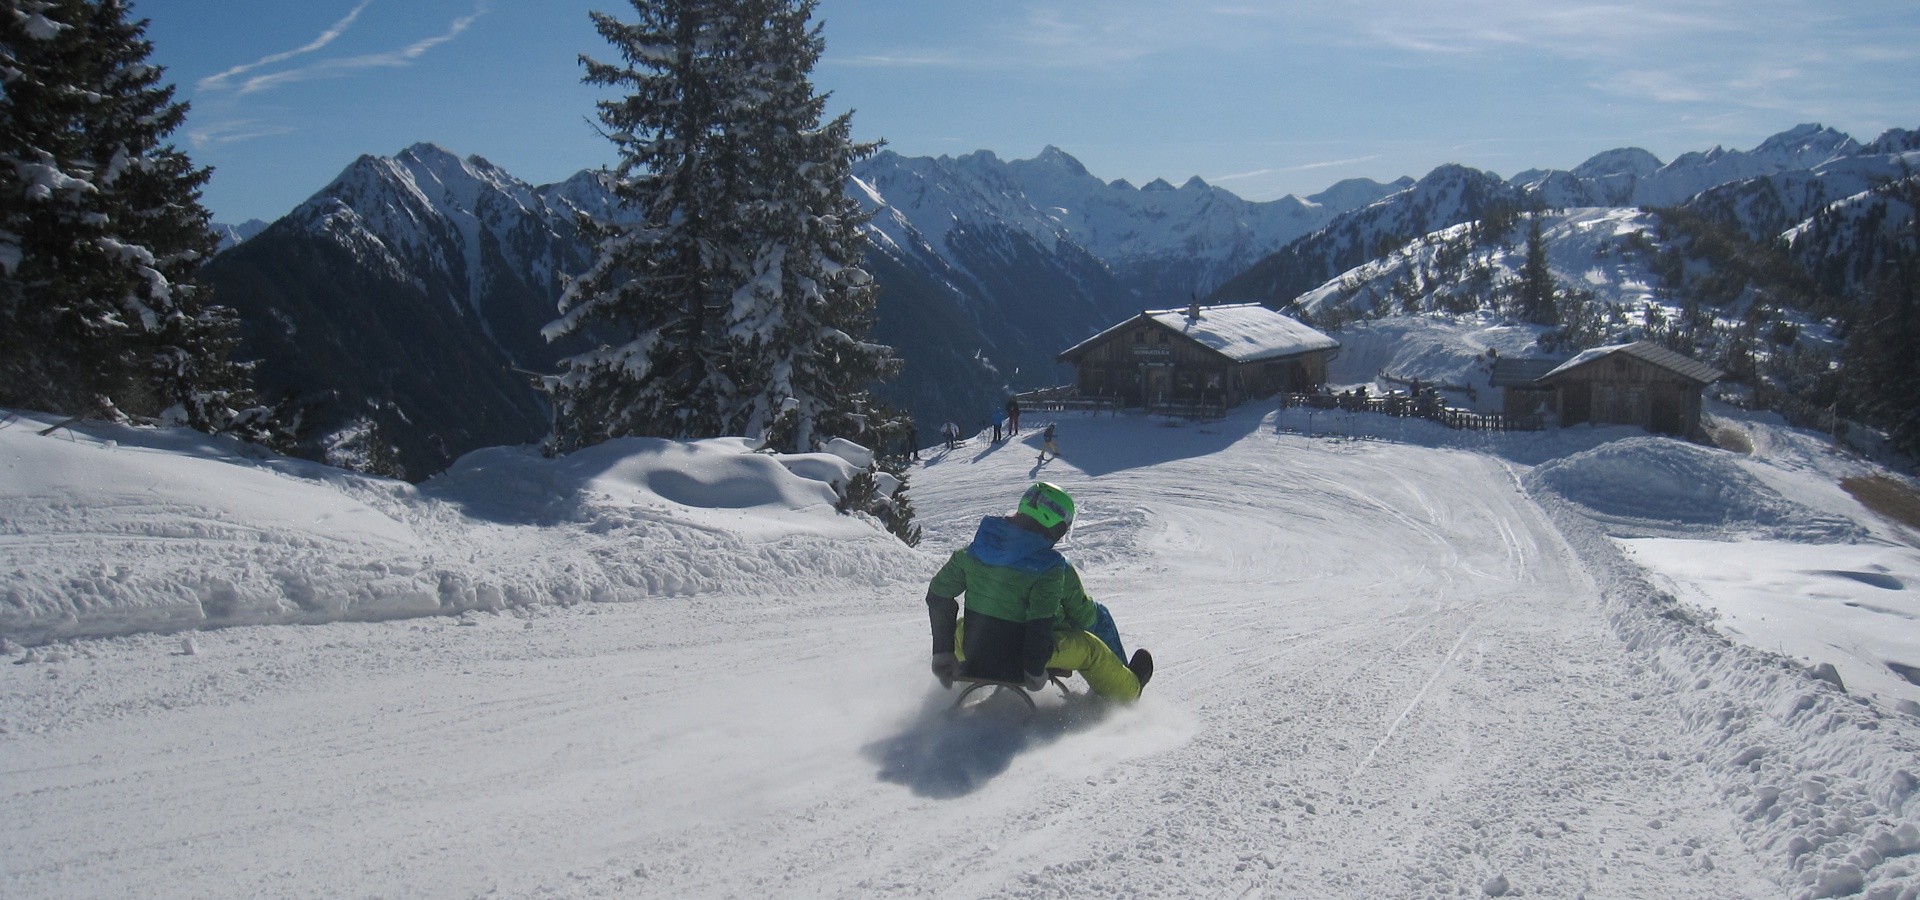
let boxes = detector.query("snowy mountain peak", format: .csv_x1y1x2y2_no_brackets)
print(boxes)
1032,144,1091,178
396,141,465,169
1572,147,1663,180
1862,127,1920,155
1306,176,1414,210
1409,163,1505,198
210,218,270,251
954,148,1003,170
1140,178,1177,192
1753,122,1857,162
1180,175,1211,191
1506,124,1879,210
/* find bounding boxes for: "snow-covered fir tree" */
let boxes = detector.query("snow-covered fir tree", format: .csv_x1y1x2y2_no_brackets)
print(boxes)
543,0,899,453
1515,212,1558,326
0,0,262,432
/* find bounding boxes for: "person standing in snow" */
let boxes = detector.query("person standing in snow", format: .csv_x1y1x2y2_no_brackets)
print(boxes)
1005,397,1021,434
992,407,1005,442
942,420,960,450
925,482,1152,702
1036,422,1059,463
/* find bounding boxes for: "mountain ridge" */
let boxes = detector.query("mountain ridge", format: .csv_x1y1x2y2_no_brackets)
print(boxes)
201,123,1916,477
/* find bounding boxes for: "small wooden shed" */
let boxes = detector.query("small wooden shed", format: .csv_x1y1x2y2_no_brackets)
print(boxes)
1536,340,1724,436
1489,357,1564,428
1057,303,1338,410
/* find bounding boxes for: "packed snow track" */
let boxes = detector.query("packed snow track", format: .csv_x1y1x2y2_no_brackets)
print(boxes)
5,407,1917,899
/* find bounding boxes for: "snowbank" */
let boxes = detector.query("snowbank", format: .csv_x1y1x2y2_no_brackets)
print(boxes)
0,411,916,645
1529,436,1869,541
1533,488,1920,900
1515,412,1920,900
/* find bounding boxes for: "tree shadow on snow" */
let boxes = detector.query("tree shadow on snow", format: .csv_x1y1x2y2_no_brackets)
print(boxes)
861,688,1111,799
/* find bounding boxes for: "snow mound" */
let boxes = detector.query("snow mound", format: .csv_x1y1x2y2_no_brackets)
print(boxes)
1527,437,1867,541
0,411,913,645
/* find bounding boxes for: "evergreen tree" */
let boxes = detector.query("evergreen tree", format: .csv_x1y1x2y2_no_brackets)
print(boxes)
0,0,262,432
1837,170,1920,456
545,0,899,453
1515,212,1559,326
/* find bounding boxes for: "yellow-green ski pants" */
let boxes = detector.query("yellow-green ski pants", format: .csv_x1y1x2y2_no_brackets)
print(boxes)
955,617,1141,702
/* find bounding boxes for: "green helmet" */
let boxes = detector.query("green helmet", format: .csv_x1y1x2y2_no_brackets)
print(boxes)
1018,482,1076,534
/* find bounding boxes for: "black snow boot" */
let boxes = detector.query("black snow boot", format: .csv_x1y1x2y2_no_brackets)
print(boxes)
1128,648,1154,690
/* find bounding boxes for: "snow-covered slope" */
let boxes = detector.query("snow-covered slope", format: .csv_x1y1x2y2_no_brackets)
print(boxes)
1211,124,1911,317
1295,207,1666,325
5,399,1919,898
1207,163,1533,309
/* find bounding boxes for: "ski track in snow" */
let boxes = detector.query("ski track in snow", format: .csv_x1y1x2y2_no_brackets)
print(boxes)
3,407,1918,898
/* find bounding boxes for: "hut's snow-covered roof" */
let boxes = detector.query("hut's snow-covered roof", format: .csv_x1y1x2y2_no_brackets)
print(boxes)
1539,340,1725,385
1061,303,1338,363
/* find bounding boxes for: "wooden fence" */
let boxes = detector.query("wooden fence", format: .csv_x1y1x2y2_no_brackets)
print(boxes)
1278,392,1537,433
1009,386,1529,430
1011,386,1124,416
1012,389,1217,420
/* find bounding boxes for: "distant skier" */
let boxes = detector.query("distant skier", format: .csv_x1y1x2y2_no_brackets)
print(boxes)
942,420,961,450
1005,396,1021,434
992,407,1005,442
924,482,1151,702
1036,422,1059,463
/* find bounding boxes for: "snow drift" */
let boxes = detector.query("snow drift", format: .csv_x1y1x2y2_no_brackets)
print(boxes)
0,410,912,645
1529,437,1870,541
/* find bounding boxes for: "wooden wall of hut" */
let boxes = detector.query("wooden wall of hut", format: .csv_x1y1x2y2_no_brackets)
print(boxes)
1550,354,1706,436
1070,324,1331,408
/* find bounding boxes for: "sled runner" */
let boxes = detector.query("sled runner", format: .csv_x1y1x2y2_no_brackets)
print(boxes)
948,671,1075,719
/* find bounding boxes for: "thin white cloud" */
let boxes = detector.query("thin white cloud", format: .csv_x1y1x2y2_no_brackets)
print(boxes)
197,0,376,92
830,52,967,68
187,120,297,149
1355,1,1735,57
1214,155,1383,181
828,2,1274,73
206,2,488,97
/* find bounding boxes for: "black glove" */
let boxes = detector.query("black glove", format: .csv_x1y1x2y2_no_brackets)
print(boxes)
1023,670,1049,692
931,652,960,689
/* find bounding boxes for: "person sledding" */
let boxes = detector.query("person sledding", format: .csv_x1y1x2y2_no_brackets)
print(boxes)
923,482,1152,703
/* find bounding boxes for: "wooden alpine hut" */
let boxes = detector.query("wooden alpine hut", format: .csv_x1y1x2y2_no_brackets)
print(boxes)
1535,340,1724,436
1057,302,1338,412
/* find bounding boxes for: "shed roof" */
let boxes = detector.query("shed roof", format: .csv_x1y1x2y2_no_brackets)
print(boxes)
1488,357,1565,388
1059,303,1338,364
1538,340,1725,385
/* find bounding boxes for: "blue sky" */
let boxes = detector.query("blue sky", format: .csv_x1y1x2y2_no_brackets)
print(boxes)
140,0,1920,225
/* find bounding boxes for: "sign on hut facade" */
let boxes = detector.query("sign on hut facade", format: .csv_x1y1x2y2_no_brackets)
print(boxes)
1058,303,1338,412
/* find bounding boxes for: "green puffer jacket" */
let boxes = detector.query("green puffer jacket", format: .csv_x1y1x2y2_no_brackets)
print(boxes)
929,516,1095,635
